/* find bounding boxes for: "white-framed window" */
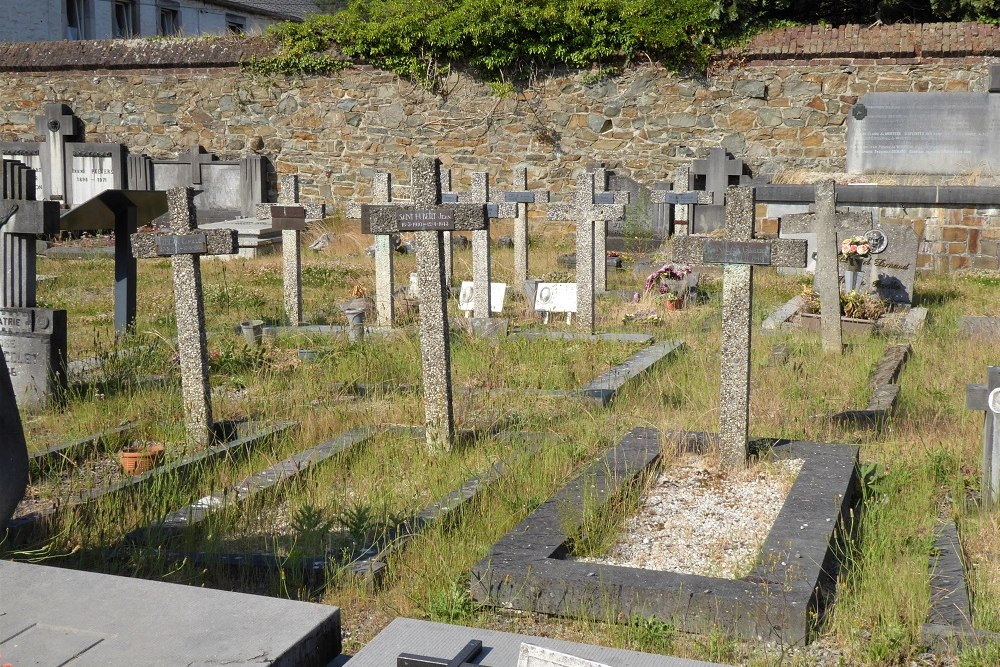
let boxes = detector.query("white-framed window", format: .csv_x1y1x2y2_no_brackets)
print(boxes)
112,0,137,38
158,1,180,36
226,14,245,34
66,0,90,40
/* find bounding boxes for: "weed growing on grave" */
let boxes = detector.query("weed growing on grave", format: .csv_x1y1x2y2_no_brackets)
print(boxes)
958,641,1000,666
427,579,476,624
560,464,655,559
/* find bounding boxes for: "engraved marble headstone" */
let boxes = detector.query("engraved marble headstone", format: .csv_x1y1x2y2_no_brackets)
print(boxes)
673,187,807,469
132,188,238,446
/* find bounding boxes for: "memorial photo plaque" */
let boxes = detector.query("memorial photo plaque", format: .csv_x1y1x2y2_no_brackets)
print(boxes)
702,239,773,265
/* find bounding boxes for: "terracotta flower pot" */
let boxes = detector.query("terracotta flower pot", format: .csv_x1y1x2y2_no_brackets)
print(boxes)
662,297,684,311
118,444,165,476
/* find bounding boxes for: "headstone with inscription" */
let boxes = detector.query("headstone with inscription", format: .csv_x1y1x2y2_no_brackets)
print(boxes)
781,181,873,353
65,143,125,209
547,172,628,335
501,166,550,288
674,186,807,469
848,93,1000,175
348,172,399,327
361,157,488,452
132,188,238,447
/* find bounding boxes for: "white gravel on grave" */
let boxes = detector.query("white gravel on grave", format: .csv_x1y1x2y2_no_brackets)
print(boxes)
576,454,804,579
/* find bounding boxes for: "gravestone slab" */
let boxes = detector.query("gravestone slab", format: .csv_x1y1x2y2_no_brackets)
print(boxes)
0,307,67,410
0,559,341,667
869,222,919,304
0,341,28,532
848,93,1000,174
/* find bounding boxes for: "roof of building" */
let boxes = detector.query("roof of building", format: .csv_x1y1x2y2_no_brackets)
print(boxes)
207,0,324,21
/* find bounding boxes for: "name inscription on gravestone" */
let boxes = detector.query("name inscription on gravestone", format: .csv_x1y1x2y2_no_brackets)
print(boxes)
0,309,33,335
156,234,208,256
398,209,455,231
702,239,773,265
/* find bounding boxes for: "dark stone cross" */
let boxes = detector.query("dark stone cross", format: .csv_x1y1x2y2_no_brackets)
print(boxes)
967,366,1000,510
397,640,488,667
781,180,872,354
650,164,713,238
500,166,550,288
690,148,747,234
547,172,628,335
349,172,398,327
673,186,807,470
361,157,488,452
0,341,28,532
1,160,60,308
132,187,238,446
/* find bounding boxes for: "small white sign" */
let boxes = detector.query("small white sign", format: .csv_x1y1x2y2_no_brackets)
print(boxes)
457,281,507,313
989,387,1000,415
408,272,419,298
534,282,577,313
517,644,612,667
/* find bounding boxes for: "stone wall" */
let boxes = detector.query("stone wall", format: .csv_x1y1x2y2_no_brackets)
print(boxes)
1,25,999,271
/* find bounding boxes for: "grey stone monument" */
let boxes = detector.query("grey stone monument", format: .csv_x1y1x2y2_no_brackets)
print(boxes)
273,174,305,326
37,103,78,204
348,172,398,327
0,341,28,532
131,188,238,447
690,148,746,234
673,186,807,469
650,165,713,238
782,181,873,354
547,172,628,335
439,165,456,288
449,172,516,318
0,160,65,410
361,158,488,452
967,366,1000,511
501,166,550,288
590,168,629,294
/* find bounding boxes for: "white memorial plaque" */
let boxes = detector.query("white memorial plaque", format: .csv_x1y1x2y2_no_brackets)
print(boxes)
989,387,1000,415
517,644,612,667
457,281,507,313
533,282,577,313
70,154,113,206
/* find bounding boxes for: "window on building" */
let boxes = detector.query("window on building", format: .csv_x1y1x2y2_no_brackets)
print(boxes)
226,14,245,34
112,0,137,38
66,0,88,40
158,2,180,35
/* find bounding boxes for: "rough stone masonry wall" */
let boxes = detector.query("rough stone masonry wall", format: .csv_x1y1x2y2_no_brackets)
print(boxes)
1,23,999,271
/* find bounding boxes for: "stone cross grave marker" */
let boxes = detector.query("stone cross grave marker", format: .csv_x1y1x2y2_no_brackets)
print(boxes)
782,181,873,354
673,186,807,470
0,160,65,410
348,172,398,327
361,157,488,452
650,164,713,239
0,339,28,531
271,174,306,326
444,172,516,318
967,366,1000,510
132,187,238,447
589,167,629,294
36,103,77,203
547,172,628,335
439,165,457,288
691,148,746,234
500,166,550,289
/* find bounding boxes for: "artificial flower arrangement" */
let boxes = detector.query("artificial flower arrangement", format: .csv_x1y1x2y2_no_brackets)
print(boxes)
839,235,871,262
644,263,692,301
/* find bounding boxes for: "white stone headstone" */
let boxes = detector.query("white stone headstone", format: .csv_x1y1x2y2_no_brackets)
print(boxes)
533,282,577,313
517,644,612,667
70,154,114,206
458,280,506,313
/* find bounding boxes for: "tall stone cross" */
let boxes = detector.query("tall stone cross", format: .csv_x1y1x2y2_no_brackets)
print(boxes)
1,160,60,308
673,186,807,470
361,157,488,452
690,148,746,234
445,172,516,318
438,165,457,288
589,168,629,293
650,164,713,238
35,103,77,203
782,180,872,354
270,174,306,325
131,188,238,447
500,166,549,289
967,366,1000,510
547,172,628,335
348,172,397,327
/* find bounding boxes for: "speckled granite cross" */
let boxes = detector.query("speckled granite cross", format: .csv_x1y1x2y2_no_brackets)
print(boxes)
271,174,307,326
361,158,488,452
500,166,550,289
781,180,872,354
967,366,1000,510
132,187,238,447
349,172,397,327
547,172,628,335
673,186,807,470
588,168,629,294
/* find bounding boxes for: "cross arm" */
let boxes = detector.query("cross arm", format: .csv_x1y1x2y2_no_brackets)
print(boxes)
0,199,60,235
649,190,713,205
781,211,872,235
547,203,626,223
361,203,487,234
593,191,629,205
131,228,238,259
672,235,808,268
502,189,550,204
967,367,1000,411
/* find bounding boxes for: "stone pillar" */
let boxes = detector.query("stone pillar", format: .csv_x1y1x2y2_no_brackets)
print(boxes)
469,173,492,318
512,167,529,288
593,168,608,293
278,175,302,326
814,180,843,354
372,172,394,327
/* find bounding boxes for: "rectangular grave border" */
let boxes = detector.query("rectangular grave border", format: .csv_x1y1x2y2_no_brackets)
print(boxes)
959,316,1000,339
5,420,296,546
471,427,860,646
761,296,928,340
29,422,135,477
150,429,545,583
921,521,1000,651
831,343,912,429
